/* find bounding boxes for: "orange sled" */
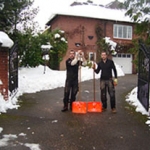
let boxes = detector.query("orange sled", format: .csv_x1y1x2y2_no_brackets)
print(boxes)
87,62,102,112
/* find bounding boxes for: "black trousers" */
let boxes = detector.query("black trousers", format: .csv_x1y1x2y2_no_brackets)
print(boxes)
63,80,78,108
100,79,116,109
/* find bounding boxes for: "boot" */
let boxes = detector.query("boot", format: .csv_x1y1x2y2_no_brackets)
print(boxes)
70,103,72,111
61,106,68,112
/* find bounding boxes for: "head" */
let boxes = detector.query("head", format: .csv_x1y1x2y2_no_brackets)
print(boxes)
101,51,108,61
69,50,75,59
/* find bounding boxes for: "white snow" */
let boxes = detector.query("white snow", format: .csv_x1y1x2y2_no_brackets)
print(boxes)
48,5,131,26
0,31,14,48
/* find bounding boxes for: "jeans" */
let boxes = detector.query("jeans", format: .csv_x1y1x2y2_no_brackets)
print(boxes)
63,80,78,108
100,79,116,109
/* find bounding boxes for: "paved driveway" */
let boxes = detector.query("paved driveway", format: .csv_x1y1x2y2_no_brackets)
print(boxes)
0,74,150,150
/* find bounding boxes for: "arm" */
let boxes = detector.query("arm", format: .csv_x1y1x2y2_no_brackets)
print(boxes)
71,50,87,66
71,53,79,66
80,53,87,66
93,62,100,74
112,61,117,78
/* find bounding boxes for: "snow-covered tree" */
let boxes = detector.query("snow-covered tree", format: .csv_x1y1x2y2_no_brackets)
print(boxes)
124,0,150,41
43,29,68,70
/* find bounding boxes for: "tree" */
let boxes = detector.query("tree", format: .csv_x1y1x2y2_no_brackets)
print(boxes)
16,28,68,68
16,30,47,67
0,0,39,36
124,0,150,42
44,29,68,70
123,0,150,67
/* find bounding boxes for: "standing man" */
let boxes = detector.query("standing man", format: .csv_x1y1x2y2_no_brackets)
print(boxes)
93,51,118,113
61,49,87,112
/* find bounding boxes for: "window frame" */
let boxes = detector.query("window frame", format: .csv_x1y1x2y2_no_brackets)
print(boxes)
113,24,132,40
89,52,96,61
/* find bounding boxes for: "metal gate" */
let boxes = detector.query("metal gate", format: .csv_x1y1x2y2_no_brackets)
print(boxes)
9,42,18,98
138,41,150,111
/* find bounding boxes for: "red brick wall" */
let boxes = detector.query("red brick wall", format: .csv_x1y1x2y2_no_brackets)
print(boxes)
0,48,9,100
49,15,135,70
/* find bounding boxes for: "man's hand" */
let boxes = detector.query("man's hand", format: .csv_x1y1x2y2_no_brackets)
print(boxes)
113,78,118,86
78,50,83,55
92,62,97,69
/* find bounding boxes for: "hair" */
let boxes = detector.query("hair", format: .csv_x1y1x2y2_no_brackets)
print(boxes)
70,50,75,54
101,51,108,55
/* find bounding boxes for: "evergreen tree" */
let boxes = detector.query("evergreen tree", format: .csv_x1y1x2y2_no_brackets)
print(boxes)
0,0,39,35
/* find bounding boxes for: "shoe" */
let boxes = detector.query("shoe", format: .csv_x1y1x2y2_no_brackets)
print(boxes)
61,107,68,112
112,108,117,113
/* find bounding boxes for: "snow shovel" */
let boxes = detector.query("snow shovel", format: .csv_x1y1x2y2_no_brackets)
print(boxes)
72,62,87,114
87,62,102,112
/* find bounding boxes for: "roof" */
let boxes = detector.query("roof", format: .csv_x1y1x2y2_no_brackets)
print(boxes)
46,4,132,26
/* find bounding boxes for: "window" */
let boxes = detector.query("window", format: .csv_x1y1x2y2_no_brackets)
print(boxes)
113,24,132,39
89,52,96,61
114,53,131,58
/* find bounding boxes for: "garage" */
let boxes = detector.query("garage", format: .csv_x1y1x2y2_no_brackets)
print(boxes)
112,53,132,74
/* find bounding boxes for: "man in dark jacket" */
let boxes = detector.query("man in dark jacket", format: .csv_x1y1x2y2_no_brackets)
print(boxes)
93,51,118,113
61,50,87,112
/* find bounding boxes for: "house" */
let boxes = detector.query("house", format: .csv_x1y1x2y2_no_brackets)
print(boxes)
46,1,137,74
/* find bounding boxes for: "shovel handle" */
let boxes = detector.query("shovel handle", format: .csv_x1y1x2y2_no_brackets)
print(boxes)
78,61,82,101
93,67,95,101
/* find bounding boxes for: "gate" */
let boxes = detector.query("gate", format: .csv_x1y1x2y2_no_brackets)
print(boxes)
138,41,150,111
9,42,18,98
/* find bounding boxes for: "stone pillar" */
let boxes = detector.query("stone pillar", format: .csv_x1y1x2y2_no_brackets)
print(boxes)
0,48,9,100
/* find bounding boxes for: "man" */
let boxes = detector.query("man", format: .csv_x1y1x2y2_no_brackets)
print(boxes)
61,49,87,112
93,51,118,113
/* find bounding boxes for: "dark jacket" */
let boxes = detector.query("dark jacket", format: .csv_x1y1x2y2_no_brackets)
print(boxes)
95,59,117,80
66,58,80,81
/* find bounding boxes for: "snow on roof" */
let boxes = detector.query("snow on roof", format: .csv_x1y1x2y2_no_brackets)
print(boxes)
47,5,132,25
0,31,14,48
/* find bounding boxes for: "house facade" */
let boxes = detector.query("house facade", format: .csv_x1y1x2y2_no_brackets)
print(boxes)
46,4,137,74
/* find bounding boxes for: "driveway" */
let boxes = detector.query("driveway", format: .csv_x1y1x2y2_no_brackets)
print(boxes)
0,74,150,150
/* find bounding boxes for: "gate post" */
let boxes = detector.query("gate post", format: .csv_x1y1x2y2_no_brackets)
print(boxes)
0,32,14,100
0,48,9,100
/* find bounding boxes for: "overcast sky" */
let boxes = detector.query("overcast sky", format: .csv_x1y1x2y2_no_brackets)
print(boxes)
33,0,125,30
